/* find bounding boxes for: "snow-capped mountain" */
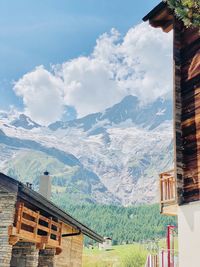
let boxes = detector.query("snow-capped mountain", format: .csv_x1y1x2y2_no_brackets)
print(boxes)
11,114,41,130
0,95,173,205
49,95,172,133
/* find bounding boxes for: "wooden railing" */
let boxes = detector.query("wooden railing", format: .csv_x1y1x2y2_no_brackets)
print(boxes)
9,202,62,253
159,170,176,204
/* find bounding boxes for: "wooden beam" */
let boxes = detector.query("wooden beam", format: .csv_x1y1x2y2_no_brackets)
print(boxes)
16,202,24,234
34,211,40,238
9,236,20,246
150,19,173,33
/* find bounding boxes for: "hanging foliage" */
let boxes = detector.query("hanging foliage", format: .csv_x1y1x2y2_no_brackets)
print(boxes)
167,0,200,28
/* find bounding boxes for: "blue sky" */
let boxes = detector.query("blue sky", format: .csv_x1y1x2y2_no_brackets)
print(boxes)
0,0,160,110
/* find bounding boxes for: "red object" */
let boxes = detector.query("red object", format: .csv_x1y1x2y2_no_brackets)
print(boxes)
167,225,176,267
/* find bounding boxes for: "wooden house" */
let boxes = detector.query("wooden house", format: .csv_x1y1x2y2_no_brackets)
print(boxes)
143,1,200,267
0,172,103,267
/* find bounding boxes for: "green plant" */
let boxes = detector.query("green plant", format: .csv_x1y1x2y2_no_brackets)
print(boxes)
121,247,147,267
167,0,200,28
83,244,148,267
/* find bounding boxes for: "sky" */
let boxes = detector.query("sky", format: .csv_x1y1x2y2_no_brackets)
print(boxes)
0,0,173,125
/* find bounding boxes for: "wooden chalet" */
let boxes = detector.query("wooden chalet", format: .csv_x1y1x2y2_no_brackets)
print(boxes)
144,1,200,267
0,172,103,267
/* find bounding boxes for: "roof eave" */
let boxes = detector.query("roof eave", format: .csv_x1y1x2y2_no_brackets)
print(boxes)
18,183,104,243
143,1,173,33
143,1,167,22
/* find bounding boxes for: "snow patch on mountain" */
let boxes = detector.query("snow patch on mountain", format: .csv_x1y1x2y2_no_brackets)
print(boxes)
11,114,41,129
0,95,173,205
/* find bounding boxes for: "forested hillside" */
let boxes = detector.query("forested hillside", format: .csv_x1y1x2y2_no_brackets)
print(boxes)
53,195,177,245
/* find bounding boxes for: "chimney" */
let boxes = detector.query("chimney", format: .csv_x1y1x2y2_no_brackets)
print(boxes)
39,171,51,200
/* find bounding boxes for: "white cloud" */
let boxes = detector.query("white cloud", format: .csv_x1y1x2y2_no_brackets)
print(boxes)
60,56,124,116
13,22,173,125
14,66,64,125
119,23,173,103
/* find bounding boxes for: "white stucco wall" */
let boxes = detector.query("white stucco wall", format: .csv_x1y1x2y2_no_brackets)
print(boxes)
178,201,200,267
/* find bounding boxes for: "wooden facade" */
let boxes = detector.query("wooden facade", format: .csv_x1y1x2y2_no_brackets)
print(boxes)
174,22,200,204
55,224,84,267
0,172,103,267
143,1,200,208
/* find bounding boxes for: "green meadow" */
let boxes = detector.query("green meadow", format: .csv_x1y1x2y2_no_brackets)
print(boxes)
83,237,178,267
83,244,148,267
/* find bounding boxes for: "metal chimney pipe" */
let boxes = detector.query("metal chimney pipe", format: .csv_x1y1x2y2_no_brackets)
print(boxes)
39,171,51,200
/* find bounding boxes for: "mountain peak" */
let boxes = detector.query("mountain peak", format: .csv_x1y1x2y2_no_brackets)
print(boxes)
120,95,138,104
11,114,41,130
49,95,172,132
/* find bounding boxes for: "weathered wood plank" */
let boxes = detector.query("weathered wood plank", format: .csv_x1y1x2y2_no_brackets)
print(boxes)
173,18,184,205
173,15,200,204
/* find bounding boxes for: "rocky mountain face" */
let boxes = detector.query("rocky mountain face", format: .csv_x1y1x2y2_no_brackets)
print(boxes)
49,95,172,132
0,95,173,205
11,114,41,130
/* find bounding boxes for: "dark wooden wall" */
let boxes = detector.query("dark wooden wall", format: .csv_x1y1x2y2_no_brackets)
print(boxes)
174,19,200,204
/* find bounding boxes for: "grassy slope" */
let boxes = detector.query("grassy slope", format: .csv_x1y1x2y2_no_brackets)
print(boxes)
83,244,148,267
4,150,110,203
83,238,178,267
5,150,77,185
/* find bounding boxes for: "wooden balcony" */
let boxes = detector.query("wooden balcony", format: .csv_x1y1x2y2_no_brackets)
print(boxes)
9,202,63,254
159,170,177,216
